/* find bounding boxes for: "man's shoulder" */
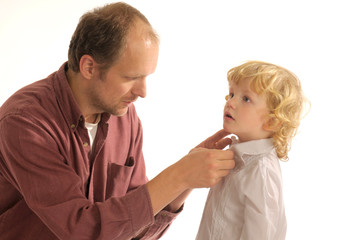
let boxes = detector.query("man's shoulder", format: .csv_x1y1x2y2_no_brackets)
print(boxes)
0,71,70,134
2,79,51,113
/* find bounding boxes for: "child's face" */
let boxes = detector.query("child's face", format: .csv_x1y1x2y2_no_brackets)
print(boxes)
223,78,272,142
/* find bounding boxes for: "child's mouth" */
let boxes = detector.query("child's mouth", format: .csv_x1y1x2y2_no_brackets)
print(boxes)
225,112,234,120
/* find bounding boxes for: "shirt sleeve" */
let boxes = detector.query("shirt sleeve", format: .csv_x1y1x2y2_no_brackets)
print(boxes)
0,113,179,240
240,159,283,240
137,206,183,239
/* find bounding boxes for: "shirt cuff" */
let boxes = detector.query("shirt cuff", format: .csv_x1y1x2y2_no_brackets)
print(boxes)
137,189,184,239
124,184,155,236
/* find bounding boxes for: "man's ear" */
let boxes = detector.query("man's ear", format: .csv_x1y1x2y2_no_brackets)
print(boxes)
79,55,96,80
263,117,282,132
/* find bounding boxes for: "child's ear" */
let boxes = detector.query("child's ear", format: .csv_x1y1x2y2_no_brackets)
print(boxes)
263,117,282,132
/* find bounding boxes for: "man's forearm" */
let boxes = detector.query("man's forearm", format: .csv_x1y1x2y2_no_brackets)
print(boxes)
146,163,188,215
165,189,192,213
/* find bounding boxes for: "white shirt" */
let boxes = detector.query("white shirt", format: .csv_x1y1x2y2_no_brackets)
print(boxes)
196,138,287,240
85,121,98,151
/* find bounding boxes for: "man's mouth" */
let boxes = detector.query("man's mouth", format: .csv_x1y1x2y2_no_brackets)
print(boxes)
123,98,137,105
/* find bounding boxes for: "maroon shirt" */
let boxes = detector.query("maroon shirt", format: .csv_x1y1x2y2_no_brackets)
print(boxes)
0,63,180,239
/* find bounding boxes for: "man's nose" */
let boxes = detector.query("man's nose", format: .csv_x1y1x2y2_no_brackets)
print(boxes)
132,78,147,98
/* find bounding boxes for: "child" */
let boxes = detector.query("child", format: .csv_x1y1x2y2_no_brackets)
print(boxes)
196,61,307,240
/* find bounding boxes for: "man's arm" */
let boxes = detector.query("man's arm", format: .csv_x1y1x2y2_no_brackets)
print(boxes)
164,129,233,213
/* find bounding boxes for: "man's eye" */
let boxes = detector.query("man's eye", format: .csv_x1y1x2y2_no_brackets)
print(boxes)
243,96,251,102
124,76,141,81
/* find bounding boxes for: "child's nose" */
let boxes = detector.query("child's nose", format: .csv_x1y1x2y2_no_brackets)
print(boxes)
226,97,236,109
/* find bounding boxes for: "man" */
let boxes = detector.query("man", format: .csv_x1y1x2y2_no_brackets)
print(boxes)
0,2,234,239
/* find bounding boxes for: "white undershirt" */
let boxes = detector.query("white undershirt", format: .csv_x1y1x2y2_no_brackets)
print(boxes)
84,122,98,150
84,115,101,151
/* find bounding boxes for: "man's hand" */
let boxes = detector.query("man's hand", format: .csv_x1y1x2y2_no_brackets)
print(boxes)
146,146,235,215
196,129,232,150
146,130,235,215
177,148,235,189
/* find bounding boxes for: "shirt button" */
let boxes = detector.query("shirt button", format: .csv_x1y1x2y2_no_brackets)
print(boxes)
83,142,89,147
71,124,76,129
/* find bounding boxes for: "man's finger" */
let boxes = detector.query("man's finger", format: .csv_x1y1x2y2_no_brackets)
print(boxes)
217,169,232,177
215,149,234,160
217,159,235,170
215,138,232,149
208,129,230,142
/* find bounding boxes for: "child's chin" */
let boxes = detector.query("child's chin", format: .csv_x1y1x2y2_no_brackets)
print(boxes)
222,123,232,133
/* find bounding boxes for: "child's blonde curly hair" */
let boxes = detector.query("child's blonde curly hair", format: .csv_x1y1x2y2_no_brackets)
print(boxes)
227,60,307,161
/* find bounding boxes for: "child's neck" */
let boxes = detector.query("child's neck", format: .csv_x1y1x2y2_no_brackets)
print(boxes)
236,135,272,143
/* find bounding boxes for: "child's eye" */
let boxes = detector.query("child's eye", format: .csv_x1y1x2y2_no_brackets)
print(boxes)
225,93,234,101
243,96,251,102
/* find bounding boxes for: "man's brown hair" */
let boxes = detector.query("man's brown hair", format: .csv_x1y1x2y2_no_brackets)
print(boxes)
68,2,158,72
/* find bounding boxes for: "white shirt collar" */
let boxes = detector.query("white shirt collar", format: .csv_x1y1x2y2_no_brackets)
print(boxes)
231,138,274,155
230,138,274,171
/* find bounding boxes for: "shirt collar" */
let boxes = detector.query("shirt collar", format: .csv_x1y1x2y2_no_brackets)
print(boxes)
230,138,274,171
231,138,274,155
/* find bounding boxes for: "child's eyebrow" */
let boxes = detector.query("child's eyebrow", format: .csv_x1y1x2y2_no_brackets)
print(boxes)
243,89,259,98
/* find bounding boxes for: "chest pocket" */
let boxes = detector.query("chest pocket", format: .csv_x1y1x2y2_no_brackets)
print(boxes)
106,157,135,199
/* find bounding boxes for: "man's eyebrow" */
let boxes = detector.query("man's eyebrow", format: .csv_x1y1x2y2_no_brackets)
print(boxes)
124,75,146,79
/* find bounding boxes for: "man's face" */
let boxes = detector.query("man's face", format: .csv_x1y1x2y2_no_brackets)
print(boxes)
87,21,159,117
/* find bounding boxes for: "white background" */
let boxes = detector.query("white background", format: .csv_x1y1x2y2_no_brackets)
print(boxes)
1,0,360,239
